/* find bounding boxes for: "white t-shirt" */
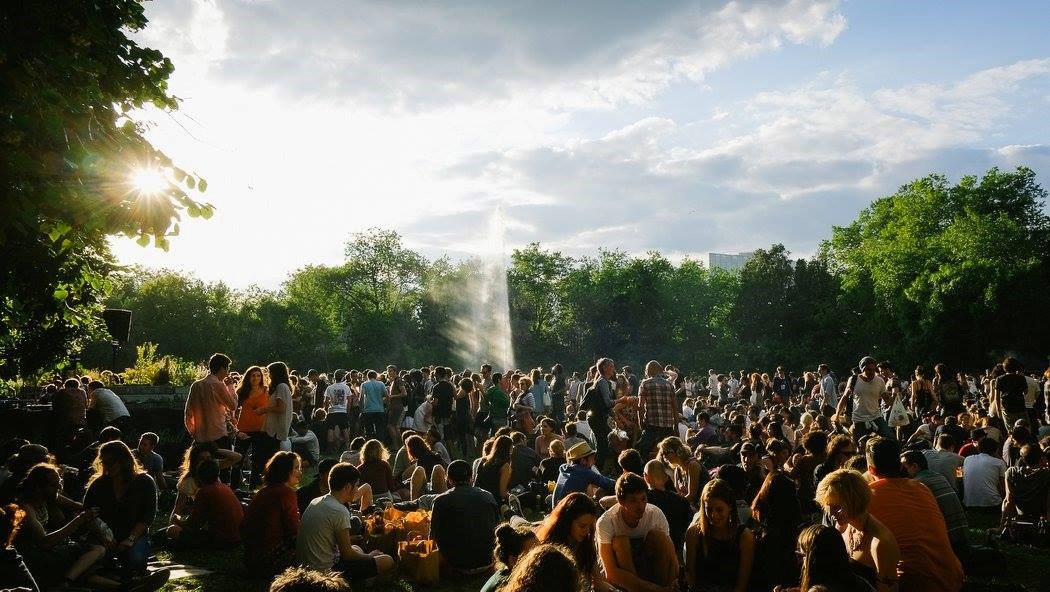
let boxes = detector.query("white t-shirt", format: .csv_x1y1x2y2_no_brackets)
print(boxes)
90,388,130,423
707,375,719,396
413,400,433,432
297,494,352,570
595,503,669,545
852,375,887,423
962,453,1007,507
324,382,351,414
264,383,293,440
727,378,740,395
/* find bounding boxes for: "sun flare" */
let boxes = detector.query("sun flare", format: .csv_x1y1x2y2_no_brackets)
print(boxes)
129,167,168,196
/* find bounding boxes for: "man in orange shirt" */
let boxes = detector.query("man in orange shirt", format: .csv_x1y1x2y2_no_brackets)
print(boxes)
866,437,963,592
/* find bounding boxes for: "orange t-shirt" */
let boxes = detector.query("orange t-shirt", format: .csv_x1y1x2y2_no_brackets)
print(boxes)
237,390,269,433
867,477,963,592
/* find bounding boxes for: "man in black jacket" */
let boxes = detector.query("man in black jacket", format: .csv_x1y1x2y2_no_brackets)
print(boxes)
429,460,499,575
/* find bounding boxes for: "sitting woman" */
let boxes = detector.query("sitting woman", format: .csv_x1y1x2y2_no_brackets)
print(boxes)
685,479,755,592
357,440,399,501
171,441,241,525
164,459,243,548
83,441,166,585
242,451,302,575
425,428,452,466
404,434,447,501
774,524,875,592
481,523,538,592
340,437,366,466
474,435,513,506
16,463,117,589
815,469,900,592
539,439,567,484
658,436,708,507
534,419,563,460
536,492,608,592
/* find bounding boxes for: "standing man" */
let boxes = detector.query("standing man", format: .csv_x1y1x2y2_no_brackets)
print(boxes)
486,372,511,435
706,369,718,399
324,370,351,453
817,364,838,411
550,364,568,423
636,361,678,460
359,371,388,443
996,357,1030,429
837,356,891,439
184,353,237,448
385,366,407,448
86,380,131,435
52,378,88,449
771,366,792,403
588,358,617,471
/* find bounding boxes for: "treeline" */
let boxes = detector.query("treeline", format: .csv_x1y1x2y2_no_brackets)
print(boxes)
81,167,1050,376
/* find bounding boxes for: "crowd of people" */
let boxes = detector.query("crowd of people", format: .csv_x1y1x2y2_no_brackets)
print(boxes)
2,352,1050,592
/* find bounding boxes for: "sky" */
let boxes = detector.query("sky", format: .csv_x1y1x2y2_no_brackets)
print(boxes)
112,0,1050,289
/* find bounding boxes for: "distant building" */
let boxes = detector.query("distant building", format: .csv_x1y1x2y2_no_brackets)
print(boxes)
706,251,754,271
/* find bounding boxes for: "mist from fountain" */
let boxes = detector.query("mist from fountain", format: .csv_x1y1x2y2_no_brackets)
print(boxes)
447,207,515,372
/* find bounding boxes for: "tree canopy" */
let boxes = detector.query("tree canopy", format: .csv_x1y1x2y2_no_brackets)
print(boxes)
1,1,211,380
75,166,1050,379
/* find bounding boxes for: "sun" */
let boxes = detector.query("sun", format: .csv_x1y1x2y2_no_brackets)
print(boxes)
129,167,168,196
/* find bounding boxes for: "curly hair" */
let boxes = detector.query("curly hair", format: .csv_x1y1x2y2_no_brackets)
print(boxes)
502,544,582,592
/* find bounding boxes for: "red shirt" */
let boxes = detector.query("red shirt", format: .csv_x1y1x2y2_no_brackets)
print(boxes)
242,484,299,557
187,481,243,544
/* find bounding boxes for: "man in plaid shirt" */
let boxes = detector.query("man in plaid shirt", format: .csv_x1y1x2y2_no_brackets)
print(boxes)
636,360,680,459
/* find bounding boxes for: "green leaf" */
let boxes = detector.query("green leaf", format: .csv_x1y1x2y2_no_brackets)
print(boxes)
199,205,214,220
197,178,208,193
185,176,196,189
136,235,150,247
53,287,69,300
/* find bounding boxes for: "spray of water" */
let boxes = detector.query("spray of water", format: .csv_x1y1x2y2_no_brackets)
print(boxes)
447,207,515,371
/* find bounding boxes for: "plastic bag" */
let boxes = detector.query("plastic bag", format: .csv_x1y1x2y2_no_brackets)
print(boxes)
888,395,910,427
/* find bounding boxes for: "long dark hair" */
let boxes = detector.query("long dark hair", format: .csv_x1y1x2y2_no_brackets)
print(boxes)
268,362,290,395
237,366,266,405
482,435,513,469
536,492,599,574
799,524,862,591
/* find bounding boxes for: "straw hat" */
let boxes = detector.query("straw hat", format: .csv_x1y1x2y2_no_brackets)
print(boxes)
566,441,596,462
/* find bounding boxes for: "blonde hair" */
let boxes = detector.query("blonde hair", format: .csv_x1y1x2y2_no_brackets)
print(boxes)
549,439,565,457
815,469,871,519
361,439,389,463
657,436,690,465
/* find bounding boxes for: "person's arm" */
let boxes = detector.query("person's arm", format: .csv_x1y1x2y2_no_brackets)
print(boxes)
599,541,668,592
734,528,755,592
1000,475,1016,527
684,524,699,588
170,488,191,521
282,488,300,539
25,506,94,547
498,463,511,500
336,527,373,561
835,391,850,425
686,462,702,504
870,525,901,592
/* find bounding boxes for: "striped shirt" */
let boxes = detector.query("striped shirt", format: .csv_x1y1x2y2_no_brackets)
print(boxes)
915,469,969,550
